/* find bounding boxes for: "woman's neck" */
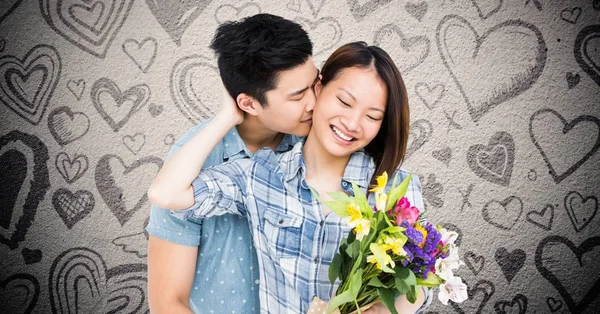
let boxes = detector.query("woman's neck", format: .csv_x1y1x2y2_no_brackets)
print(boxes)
302,133,351,186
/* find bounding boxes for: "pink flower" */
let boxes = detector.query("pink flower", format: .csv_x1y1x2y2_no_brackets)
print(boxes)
394,197,420,225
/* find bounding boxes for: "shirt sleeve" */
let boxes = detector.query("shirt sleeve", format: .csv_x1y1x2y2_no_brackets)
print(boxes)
146,203,203,246
171,159,252,221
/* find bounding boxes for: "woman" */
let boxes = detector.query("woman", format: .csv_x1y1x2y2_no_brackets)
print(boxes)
149,42,430,313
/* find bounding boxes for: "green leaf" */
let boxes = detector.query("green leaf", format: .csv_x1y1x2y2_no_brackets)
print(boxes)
346,240,361,259
326,290,354,314
376,288,399,314
327,191,351,202
394,266,417,286
350,269,363,298
311,187,350,217
416,274,444,287
367,276,386,288
351,181,371,217
329,253,343,284
407,285,417,303
385,175,412,211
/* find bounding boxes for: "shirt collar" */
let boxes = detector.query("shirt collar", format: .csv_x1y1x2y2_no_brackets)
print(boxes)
223,129,302,160
282,143,375,191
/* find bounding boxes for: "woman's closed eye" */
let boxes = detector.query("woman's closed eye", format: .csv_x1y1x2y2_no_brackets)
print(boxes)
337,97,351,107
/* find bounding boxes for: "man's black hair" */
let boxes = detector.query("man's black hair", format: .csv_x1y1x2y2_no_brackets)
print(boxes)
210,14,313,106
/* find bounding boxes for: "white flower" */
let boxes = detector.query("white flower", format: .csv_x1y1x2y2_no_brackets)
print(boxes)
440,228,459,246
438,276,468,305
435,247,464,281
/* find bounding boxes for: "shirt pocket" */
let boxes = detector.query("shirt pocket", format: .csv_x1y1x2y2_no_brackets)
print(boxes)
263,209,302,258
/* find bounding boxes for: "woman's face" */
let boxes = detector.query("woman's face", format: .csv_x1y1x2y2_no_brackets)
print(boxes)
311,66,388,157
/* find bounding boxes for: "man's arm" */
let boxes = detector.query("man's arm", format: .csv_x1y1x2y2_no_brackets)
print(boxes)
147,236,197,314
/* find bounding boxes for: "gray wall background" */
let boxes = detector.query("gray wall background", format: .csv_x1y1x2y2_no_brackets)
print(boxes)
0,0,599,313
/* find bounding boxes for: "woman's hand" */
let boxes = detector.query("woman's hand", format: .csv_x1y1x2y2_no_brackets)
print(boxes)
218,88,244,125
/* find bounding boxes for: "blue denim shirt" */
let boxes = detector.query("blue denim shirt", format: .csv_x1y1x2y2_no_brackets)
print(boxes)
146,119,300,313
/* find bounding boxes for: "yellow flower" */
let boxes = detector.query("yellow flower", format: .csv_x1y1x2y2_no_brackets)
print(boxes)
347,203,362,226
369,172,388,193
385,236,407,256
368,243,396,270
353,218,371,241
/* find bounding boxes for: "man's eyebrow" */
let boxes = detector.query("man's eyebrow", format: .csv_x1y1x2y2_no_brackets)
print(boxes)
288,69,320,97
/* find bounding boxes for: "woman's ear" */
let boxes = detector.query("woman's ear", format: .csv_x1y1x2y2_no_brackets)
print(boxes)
314,80,323,97
236,93,259,116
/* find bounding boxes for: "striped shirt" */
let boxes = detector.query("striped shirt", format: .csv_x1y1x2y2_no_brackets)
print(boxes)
175,141,430,313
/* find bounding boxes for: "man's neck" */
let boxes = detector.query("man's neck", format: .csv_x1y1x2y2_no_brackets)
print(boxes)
236,116,285,153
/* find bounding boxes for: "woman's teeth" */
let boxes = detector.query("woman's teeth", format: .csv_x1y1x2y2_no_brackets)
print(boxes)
332,126,354,141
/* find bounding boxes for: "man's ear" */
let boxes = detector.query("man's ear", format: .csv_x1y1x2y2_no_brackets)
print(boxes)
314,80,323,97
236,93,260,116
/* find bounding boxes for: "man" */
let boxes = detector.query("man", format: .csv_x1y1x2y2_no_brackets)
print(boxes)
147,14,320,314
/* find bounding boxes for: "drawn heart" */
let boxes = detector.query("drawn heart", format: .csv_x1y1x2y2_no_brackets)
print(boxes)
55,152,88,184
374,23,430,73
146,0,212,45
52,188,95,229
0,273,39,314
564,191,598,232
49,247,148,313
346,0,392,21
464,251,485,275
0,44,61,125
0,0,23,25
467,131,514,186
494,294,527,314
495,247,525,282
148,103,163,117
566,72,580,89
66,79,85,100
406,119,433,158
575,24,600,87
482,196,523,230
415,82,444,110
546,297,563,312
122,133,146,155
561,7,582,24
470,0,503,19
122,37,157,73
526,204,554,231
437,15,546,122
450,280,495,314
40,0,134,58
95,154,162,226
171,54,220,124
529,108,600,183
21,248,42,265
0,131,49,250
286,0,301,12
405,2,427,22
536,235,600,313
432,146,452,166
214,3,261,24
422,174,444,208
48,106,91,145
295,17,342,57
90,77,150,132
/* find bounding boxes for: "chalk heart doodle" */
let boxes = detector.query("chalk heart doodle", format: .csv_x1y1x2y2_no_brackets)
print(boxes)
494,247,526,283
536,236,600,313
405,2,428,22
575,24,600,87
432,146,452,166
437,15,546,122
66,79,85,100
122,37,157,73
55,152,89,184
21,248,43,265
40,0,134,58
122,133,146,155
547,297,563,312
295,17,343,57
0,273,39,314
566,72,580,89
494,294,527,314
564,191,598,233
52,188,95,229
467,131,515,186
0,131,50,250
450,280,495,314
49,247,148,313
0,1,23,24
529,108,600,184
406,119,433,158
482,196,523,230
415,82,444,110
48,106,91,146
561,7,582,24
214,3,260,24
171,55,221,124
146,0,212,45
422,174,444,208
90,78,150,132
0,44,61,125
346,0,392,21
526,204,554,231
374,23,430,74
95,154,162,226
464,251,485,275
470,0,503,20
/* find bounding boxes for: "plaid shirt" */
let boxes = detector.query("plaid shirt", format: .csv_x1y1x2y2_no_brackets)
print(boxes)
175,142,430,313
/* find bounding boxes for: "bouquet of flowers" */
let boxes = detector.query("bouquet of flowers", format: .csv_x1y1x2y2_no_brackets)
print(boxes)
310,172,468,314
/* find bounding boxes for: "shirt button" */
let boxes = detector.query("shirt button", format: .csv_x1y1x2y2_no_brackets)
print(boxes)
342,182,348,186
319,220,324,226
314,257,319,264
279,219,284,224
225,143,229,147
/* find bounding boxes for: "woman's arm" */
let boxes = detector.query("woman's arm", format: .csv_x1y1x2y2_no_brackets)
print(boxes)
148,94,242,210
